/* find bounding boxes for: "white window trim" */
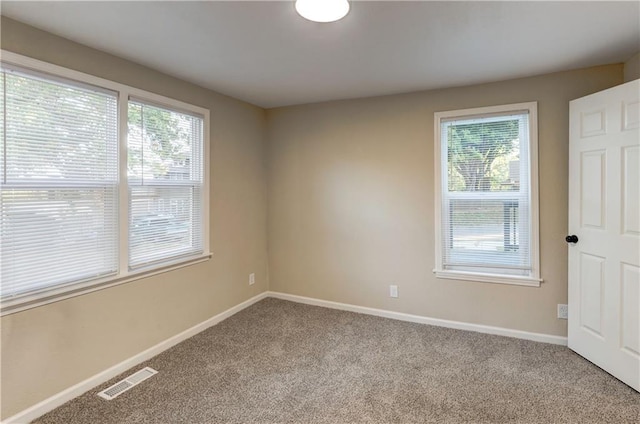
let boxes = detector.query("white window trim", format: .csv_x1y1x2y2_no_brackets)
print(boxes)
433,102,541,287
0,50,211,315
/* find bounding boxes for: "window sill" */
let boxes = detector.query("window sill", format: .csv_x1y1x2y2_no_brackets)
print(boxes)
433,269,542,287
0,253,212,316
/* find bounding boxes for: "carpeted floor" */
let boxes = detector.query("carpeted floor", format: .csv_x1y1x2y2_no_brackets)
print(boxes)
34,298,639,423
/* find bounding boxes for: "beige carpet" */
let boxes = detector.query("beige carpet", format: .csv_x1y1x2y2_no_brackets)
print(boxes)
34,298,639,423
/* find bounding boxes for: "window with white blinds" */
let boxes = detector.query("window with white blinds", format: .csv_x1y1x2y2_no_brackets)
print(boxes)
434,103,540,286
127,100,204,269
0,67,119,299
0,53,210,313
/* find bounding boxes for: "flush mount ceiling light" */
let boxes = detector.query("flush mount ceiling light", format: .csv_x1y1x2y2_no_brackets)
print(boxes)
295,0,350,23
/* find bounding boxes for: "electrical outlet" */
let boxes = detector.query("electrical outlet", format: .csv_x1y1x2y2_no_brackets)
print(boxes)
557,304,568,319
389,284,398,298
249,273,255,285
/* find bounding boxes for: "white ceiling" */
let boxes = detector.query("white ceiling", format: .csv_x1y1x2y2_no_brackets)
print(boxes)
2,1,639,108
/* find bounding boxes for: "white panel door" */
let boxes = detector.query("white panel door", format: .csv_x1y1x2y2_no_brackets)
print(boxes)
568,79,640,391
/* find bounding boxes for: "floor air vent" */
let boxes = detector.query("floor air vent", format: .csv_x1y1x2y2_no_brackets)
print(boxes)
98,367,158,400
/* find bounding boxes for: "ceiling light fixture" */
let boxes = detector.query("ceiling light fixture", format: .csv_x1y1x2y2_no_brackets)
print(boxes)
295,0,350,23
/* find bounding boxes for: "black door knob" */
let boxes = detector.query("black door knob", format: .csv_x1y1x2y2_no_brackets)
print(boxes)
565,235,579,244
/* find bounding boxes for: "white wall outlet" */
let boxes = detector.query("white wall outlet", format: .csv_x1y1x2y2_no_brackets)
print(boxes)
249,273,255,285
389,284,398,298
557,304,568,319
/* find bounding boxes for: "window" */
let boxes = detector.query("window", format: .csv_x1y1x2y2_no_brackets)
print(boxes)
0,52,210,314
127,100,204,269
1,66,119,299
434,102,540,286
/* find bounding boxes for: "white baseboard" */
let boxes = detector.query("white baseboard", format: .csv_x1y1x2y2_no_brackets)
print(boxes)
267,291,568,346
3,292,269,424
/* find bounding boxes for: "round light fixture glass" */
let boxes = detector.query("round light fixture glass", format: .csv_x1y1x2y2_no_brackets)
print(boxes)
295,0,350,23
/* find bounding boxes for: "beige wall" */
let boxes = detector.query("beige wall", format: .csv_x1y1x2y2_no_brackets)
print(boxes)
266,65,623,338
624,52,640,82
0,18,269,419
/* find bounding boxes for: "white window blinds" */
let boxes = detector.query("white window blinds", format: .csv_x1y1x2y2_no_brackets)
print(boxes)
127,100,204,269
0,67,119,299
440,111,533,277
0,54,210,313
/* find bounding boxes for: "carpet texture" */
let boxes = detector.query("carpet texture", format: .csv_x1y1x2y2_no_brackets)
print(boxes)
33,298,639,423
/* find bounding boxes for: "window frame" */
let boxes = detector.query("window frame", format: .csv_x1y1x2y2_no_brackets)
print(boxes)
0,51,211,315
126,98,206,271
433,102,541,287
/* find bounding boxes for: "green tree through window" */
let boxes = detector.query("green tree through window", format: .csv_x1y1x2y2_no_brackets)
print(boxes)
447,119,518,192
